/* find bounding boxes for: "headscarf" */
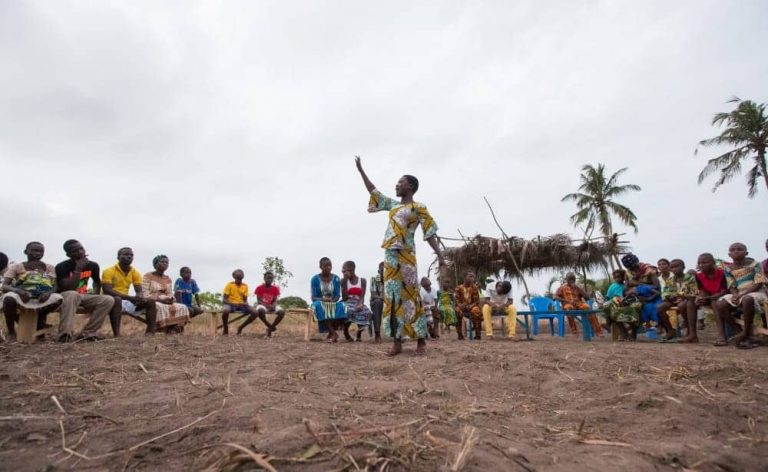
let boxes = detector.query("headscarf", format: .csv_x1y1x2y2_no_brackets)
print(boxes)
152,254,168,268
621,253,640,269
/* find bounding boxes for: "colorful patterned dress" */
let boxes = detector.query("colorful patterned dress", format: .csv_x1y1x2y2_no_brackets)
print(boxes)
436,290,457,327
454,283,482,324
368,189,438,339
310,274,346,332
142,272,191,329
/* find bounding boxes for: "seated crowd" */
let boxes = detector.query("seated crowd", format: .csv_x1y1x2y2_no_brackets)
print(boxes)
1,240,767,349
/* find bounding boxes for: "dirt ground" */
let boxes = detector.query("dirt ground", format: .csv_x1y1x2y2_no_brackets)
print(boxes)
1,315,767,472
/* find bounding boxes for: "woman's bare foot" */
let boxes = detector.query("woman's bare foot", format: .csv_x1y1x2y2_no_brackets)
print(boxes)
680,336,699,343
386,340,403,357
415,338,426,355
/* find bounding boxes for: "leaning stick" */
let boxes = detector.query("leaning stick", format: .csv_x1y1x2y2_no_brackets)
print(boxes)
482,196,531,300
216,313,248,330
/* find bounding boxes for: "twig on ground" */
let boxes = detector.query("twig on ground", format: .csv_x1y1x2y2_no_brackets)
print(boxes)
138,363,150,374
51,395,67,415
128,410,217,451
555,362,574,382
580,439,632,448
450,426,479,471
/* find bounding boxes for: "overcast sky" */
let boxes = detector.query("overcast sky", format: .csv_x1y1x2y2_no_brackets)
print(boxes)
1,0,766,301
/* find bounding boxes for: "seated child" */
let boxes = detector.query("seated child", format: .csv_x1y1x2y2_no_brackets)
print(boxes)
221,269,263,336
420,277,439,339
250,271,286,338
481,280,518,340
693,254,727,343
340,261,372,342
454,272,481,340
174,266,204,318
714,243,767,349
633,283,661,327
436,278,458,337
656,259,696,342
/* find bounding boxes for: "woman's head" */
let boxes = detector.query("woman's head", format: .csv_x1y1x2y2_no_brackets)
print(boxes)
342,261,356,278
621,253,640,270
24,241,45,261
396,175,419,197
657,258,670,274
153,255,169,272
319,257,332,274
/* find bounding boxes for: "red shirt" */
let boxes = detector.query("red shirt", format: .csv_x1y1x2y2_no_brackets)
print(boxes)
255,284,280,305
695,268,726,295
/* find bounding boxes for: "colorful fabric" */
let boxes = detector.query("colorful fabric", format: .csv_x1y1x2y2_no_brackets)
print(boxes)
555,284,589,310
696,268,727,296
436,290,457,327
174,278,199,307
605,282,625,300
255,284,280,305
604,298,641,324
368,189,438,250
3,262,56,298
723,259,767,293
455,284,481,312
635,284,661,323
55,260,100,294
223,281,249,305
382,248,426,339
143,272,190,328
102,263,142,296
662,273,698,300
628,263,658,286
310,274,346,323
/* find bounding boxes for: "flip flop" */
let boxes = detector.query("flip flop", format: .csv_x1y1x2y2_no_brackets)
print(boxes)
736,340,754,350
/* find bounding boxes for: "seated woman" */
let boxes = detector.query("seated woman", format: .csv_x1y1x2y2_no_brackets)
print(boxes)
554,272,602,336
621,253,662,337
310,257,346,342
341,261,373,342
142,255,191,334
1,242,63,342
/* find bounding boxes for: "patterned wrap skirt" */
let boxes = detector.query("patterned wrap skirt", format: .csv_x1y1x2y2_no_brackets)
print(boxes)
383,248,427,339
312,300,346,333
155,303,191,329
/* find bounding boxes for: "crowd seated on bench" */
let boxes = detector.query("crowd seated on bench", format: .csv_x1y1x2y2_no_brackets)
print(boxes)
1,239,766,349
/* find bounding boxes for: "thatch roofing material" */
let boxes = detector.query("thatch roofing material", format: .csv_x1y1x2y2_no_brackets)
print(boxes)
443,234,624,279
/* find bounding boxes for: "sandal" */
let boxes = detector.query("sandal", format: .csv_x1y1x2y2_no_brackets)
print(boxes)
736,340,754,350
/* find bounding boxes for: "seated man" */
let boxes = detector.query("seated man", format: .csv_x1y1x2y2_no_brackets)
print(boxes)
693,253,727,343
554,272,601,336
249,270,285,337
714,243,767,348
454,271,481,340
222,269,262,336
53,240,114,342
481,280,518,340
102,247,157,336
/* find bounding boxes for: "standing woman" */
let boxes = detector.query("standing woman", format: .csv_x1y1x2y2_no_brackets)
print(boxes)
355,156,446,356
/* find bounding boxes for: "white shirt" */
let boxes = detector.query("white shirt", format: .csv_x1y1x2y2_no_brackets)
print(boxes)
420,287,436,308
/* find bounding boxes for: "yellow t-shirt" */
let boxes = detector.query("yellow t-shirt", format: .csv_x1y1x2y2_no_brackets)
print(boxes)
223,281,249,305
101,263,142,296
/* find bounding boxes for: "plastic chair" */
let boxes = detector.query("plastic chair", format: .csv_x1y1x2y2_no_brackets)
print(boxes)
529,296,563,336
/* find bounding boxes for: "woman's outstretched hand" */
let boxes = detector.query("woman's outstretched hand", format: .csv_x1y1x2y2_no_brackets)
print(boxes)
354,155,363,172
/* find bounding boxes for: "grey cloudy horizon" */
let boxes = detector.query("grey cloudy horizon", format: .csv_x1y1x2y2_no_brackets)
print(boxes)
1,0,766,301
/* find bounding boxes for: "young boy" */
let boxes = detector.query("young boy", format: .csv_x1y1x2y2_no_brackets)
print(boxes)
482,280,518,340
174,267,203,318
340,261,372,342
454,272,481,340
656,259,696,342
692,253,727,343
368,262,385,343
222,269,263,336
436,277,458,337
420,277,439,339
248,271,285,338
713,243,767,348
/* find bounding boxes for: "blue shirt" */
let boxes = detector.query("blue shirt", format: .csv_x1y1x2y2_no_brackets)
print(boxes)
605,282,625,299
174,278,200,307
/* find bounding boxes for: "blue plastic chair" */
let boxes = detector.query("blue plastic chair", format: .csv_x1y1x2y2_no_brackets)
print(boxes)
529,297,563,336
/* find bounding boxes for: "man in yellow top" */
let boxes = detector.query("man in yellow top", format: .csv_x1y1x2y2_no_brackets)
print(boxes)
221,269,262,335
102,247,157,336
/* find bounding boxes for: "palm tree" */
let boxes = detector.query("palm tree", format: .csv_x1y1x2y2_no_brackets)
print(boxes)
561,164,641,269
697,97,768,198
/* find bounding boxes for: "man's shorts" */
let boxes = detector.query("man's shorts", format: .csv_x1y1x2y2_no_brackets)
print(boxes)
255,304,284,314
122,300,143,314
224,303,250,313
719,291,768,314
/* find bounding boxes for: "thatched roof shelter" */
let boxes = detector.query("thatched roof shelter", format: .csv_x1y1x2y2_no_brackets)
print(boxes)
443,234,626,281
